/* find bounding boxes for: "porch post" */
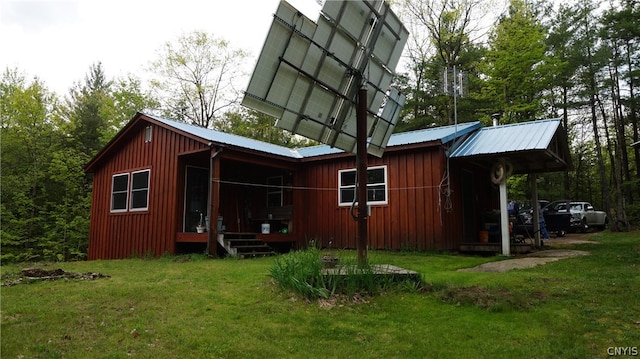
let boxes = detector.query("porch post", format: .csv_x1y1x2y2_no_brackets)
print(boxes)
499,179,510,256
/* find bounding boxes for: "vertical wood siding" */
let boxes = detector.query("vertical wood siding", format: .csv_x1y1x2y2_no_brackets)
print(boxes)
297,146,463,251
88,122,208,259
88,117,470,259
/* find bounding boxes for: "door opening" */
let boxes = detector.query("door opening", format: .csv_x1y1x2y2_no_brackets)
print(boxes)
184,166,209,232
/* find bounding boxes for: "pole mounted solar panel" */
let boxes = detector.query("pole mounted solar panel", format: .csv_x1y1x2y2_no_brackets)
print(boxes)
242,0,408,157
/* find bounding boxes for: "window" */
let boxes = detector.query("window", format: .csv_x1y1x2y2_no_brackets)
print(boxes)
267,176,283,207
338,166,387,206
111,173,129,212
130,170,150,210
110,169,150,213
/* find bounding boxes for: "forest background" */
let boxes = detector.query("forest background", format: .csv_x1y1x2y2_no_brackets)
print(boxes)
1,0,638,262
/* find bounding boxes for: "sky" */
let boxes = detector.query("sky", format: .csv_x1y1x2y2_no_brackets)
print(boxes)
0,0,323,96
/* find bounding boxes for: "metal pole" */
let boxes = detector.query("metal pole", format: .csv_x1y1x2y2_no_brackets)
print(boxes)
357,85,368,266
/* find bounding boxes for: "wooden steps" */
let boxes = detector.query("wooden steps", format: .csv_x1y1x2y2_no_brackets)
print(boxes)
217,233,276,258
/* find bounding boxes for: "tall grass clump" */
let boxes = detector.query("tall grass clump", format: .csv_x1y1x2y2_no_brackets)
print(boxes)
270,248,423,300
269,245,331,299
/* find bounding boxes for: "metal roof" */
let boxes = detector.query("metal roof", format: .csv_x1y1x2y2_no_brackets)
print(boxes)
147,114,304,159
450,119,561,158
298,121,481,157
388,121,481,147
449,118,572,174
148,113,480,159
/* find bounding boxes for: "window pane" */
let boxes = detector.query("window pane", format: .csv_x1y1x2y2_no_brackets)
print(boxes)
112,193,127,210
111,174,129,211
368,185,386,202
340,171,356,186
131,170,150,210
367,168,384,184
340,188,355,204
131,190,148,209
132,171,149,190
113,174,128,192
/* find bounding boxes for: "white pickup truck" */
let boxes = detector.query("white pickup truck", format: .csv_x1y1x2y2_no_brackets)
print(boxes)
569,202,608,231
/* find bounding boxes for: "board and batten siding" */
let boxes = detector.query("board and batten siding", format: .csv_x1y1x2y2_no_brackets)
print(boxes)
298,145,463,251
88,121,209,259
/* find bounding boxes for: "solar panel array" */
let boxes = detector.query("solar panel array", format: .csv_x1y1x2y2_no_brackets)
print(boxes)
242,0,408,157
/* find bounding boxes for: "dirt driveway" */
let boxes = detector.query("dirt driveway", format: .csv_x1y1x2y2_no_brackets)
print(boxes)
458,233,599,273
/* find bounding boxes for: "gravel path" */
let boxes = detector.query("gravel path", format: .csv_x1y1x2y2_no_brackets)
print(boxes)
458,233,597,273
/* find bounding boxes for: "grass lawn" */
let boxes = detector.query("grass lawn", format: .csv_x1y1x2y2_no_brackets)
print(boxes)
1,231,638,358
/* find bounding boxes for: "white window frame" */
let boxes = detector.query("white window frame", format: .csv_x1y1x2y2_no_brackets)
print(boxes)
130,169,150,211
110,173,130,213
338,165,388,206
110,169,150,213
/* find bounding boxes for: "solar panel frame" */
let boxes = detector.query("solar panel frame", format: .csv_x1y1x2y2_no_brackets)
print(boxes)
242,0,408,157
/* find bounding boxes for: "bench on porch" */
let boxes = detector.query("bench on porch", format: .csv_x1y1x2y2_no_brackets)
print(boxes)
251,205,296,249
254,205,293,222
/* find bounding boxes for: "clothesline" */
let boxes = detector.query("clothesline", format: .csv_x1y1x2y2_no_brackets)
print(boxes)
211,178,445,192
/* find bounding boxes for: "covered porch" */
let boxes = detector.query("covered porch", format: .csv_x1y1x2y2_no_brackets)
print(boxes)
450,119,573,255
174,148,299,256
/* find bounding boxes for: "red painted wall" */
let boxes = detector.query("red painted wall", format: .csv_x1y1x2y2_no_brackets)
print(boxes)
87,118,209,259
87,115,468,259
296,145,463,251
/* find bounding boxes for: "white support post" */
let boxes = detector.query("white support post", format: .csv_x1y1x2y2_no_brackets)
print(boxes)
499,180,510,256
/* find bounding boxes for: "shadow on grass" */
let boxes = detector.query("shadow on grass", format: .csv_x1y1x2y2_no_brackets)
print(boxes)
421,283,548,312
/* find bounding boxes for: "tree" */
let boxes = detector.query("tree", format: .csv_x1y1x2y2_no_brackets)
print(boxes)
479,0,549,123
102,75,159,143
599,0,639,229
570,0,619,228
149,31,249,129
399,0,488,129
545,3,586,198
62,62,113,156
1,64,157,262
0,69,58,262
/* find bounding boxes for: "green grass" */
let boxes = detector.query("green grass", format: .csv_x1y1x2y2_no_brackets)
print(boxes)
1,231,639,358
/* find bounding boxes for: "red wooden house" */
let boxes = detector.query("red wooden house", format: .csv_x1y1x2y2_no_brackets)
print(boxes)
84,112,571,259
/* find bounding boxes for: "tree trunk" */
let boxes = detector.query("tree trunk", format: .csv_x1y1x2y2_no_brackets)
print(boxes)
625,38,640,205
585,31,615,231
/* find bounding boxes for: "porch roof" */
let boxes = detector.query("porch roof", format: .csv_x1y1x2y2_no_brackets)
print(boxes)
449,119,573,174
